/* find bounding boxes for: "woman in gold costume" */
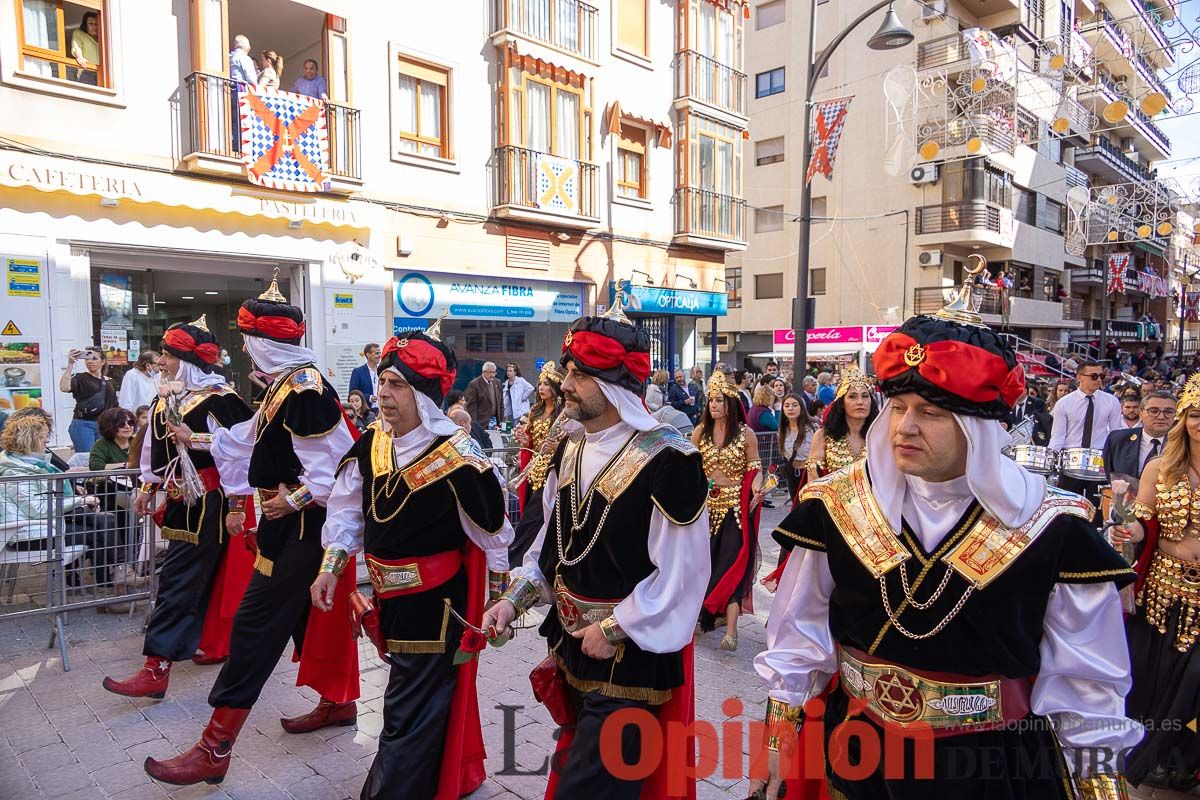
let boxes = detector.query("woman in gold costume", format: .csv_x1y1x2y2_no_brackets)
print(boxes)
805,364,877,477
1114,371,1200,791
509,361,563,563
692,371,765,650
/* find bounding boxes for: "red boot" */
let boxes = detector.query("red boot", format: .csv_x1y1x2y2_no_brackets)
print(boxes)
102,657,171,699
144,707,249,786
279,698,357,734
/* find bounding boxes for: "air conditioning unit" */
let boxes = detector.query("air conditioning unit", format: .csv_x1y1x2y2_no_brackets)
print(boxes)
920,0,947,21
910,164,940,185
918,249,944,268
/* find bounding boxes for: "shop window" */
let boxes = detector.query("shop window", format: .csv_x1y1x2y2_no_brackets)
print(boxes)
505,332,526,352
755,205,784,233
17,0,109,86
616,0,648,57
726,265,742,309
755,67,785,98
756,272,784,299
616,121,648,198
393,55,450,159
756,0,784,29
755,136,784,166
811,268,827,296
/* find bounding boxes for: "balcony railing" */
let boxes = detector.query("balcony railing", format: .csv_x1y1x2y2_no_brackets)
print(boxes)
492,0,598,60
1063,297,1085,320
494,145,598,219
917,33,973,71
1132,2,1171,52
1065,164,1088,190
1086,7,1135,57
1074,136,1155,183
915,202,1003,236
675,50,747,117
182,72,361,181
674,187,746,244
919,115,1016,155
914,285,1004,315
1135,54,1168,99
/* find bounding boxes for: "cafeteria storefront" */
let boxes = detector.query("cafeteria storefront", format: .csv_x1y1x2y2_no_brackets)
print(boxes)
391,270,588,390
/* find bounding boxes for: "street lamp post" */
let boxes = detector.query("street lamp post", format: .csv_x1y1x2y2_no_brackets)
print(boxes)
792,1,914,374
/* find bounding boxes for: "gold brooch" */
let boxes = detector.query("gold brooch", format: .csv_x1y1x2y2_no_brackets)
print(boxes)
903,344,926,367
395,338,409,349
563,331,574,348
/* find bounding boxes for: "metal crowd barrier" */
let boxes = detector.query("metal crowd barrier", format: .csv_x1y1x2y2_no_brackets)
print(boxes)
0,467,157,671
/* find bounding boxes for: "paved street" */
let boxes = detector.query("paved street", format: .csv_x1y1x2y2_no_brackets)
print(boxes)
0,504,1183,799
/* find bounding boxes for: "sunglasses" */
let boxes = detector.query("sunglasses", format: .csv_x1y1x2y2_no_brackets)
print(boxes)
1079,373,1102,380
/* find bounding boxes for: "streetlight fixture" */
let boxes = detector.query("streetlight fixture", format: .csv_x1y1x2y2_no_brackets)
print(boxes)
792,1,914,374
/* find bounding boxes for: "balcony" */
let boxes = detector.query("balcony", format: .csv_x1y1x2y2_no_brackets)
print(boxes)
1065,164,1088,191
914,202,1013,248
493,145,599,228
180,73,362,193
918,115,1016,158
1073,136,1155,183
916,33,976,72
673,188,746,251
913,286,1082,327
491,0,598,62
674,50,747,119
1068,265,1105,285
1063,297,1085,320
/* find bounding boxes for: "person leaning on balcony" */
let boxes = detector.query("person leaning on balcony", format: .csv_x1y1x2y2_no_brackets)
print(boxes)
228,35,257,86
257,50,282,92
291,59,329,100
70,11,100,85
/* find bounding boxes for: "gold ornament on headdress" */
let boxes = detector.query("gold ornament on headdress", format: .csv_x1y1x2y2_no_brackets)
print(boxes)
707,370,738,400
189,314,209,332
603,282,634,326
425,311,447,343
933,254,987,327
539,361,564,385
258,267,288,303
835,364,874,401
1178,373,1200,419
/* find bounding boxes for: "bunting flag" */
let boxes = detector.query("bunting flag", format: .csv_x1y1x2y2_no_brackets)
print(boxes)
1106,252,1130,295
239,86,331,192
1186,291,1200,322
806,96,855,184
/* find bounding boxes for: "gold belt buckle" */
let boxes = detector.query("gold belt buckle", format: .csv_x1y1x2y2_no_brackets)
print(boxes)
837,648,1003,729
554,577,617,634
366,556,423,597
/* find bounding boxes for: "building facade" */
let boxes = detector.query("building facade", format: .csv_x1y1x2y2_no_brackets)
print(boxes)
723,0,1180,374
0,0,746,445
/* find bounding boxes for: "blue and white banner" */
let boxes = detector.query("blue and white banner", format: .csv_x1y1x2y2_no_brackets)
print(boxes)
393,271,584,323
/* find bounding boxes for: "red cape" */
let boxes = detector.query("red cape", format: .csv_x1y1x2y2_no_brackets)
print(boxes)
518,448,533,515
543,643,699,800
196,503,258,660
703,468,761,617
1133,518,1159,598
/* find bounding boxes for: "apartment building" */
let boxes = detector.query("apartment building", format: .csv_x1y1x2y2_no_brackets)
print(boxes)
0,0,747,443
722,0,1177,373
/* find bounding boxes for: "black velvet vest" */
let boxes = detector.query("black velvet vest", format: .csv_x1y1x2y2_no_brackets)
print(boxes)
344,425,505,652
148,388,251,477
247,365,344,490
774,464,1135,677
538,428,707,703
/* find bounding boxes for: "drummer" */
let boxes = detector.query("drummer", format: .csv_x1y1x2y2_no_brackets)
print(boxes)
1049,358,1123,506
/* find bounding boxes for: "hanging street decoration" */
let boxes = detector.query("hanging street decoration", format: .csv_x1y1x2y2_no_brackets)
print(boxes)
1185,292,1200,323
806,96,855,183
239,87,331,193
1107,252,1130,295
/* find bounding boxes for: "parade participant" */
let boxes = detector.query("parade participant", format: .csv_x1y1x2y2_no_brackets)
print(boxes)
1115,373,1200,790
510,361,565,563
102,316,253,698
1049,359,1123,504
143,276,359,787
751,264,1141,800
483,301,711,799
805,364,876,477
693,370,764,651
311,320,513,800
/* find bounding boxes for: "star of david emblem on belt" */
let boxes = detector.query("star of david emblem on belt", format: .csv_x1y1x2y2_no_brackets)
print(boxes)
903,344,926,367
556,592,581,631
874,671,924,723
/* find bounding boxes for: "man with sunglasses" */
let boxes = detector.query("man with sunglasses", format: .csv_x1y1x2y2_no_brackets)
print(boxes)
1049,359,1123,503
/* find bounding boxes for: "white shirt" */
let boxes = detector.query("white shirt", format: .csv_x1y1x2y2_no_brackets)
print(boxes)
118,368,161,413
510,420,711,652
754,480,1143,773
504,376,535,421
1121,417,1140,429
1138,431,1164,471
1048,389,1124,450
320,424,512,571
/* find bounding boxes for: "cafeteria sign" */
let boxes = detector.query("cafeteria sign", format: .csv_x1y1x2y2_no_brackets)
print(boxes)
6,258,40,297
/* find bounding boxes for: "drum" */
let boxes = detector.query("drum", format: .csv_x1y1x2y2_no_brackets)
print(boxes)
1059,447,1106,481
1010,445,1056,474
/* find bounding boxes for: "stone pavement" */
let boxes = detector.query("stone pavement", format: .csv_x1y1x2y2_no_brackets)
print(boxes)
0,504,1183,799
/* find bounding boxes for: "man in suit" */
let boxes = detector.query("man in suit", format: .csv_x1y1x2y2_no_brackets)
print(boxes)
464,361,504,427
734,369,753,413
1103,390,1177,481
348,342,380,409
1008,384,1045,425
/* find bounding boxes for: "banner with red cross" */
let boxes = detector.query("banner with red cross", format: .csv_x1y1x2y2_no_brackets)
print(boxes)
806,96,855,184
1186,291,1200,322
239,86,331,193
1106,252,1130,295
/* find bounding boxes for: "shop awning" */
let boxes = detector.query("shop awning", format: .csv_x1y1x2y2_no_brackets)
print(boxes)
0,148,370,230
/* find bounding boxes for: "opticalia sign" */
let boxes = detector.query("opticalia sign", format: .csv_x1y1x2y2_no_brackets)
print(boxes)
616,283,728,317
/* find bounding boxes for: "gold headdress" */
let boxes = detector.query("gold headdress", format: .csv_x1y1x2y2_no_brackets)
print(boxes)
835,364,874,401
189,314,209,332
258,267,288,303
425,311,447,343
1178,373,1200,419
707,370,738,400
933,254,987,327
539,361,564,385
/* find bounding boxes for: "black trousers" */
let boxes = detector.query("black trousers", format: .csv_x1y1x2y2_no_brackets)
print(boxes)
143,533,224,661
207,516,322,709
553,689,652,800
361,646,459,800
1056,477,1103,522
